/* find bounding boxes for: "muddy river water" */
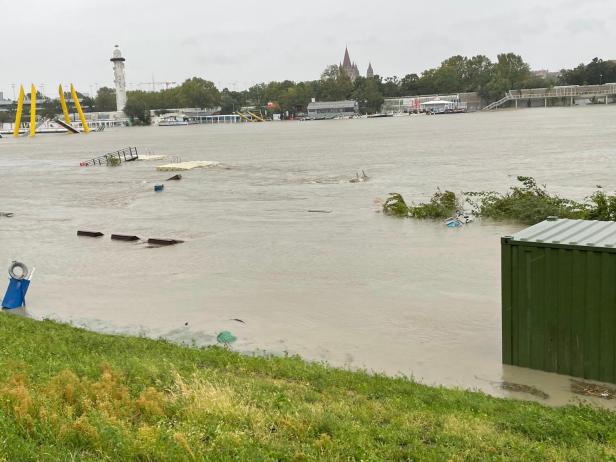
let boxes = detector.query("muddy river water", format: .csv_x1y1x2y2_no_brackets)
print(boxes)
1,106,615,408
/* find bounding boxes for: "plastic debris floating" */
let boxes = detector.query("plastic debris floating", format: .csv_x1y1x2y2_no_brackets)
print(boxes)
216,331,237,345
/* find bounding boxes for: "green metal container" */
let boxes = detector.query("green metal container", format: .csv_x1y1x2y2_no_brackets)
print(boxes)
502,217,616,383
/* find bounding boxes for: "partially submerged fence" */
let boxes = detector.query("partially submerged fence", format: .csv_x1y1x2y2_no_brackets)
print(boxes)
80,147,139,166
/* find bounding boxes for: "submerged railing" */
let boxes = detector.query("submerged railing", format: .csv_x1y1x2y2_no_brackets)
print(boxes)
80,147,139,166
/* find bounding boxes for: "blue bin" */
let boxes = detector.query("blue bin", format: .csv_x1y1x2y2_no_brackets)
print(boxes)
2,278,31,309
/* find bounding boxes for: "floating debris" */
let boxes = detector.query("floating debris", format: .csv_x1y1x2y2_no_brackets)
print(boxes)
307,210,332,213
110,234,140,242
156,161,221,172
166,174,182,181
216,331,237,345
0,212,14,218
147,238,184,246
137,154,166,161
349,170,369,183
230,318,245,324
154,184,164,192
499,381,549,400
77,230,104,237
571,379,616,400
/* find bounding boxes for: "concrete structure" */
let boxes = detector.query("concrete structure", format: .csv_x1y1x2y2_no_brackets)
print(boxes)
484,83,616,110
110,45,127,112
307,100,358,119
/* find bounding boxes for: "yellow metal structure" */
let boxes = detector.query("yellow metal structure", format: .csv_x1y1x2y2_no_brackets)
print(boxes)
13,85,25,137
247,111,264,122
29,84,37,137
235,111,252,122
70,84,90,133
58,84,71,126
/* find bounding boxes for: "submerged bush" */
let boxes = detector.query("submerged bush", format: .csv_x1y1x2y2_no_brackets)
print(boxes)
106,154,121,167
408,189,459,219
383,190,459,219
385,177,616,225
465,176,586,224
383,193,409,217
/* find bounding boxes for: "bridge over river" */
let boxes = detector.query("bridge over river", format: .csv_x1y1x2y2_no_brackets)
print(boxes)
484,83,616,110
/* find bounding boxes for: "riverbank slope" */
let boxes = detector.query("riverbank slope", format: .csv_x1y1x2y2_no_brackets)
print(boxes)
0,314,614,460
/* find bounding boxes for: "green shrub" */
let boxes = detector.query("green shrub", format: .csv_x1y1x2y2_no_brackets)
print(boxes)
106,154,121,167
386,177,616,225
465,176,585,224
408,189,459,219
383,193,409,217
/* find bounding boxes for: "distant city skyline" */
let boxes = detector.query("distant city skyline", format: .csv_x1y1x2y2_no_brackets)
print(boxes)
1,0,615,98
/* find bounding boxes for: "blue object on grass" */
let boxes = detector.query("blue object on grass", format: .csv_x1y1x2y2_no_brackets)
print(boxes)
2,278,31,309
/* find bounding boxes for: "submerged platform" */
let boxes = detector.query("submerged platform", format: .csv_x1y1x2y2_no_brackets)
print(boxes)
156,161,221,171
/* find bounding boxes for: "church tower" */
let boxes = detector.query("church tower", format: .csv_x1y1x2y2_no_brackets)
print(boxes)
340,46,360,82
367,62,374,79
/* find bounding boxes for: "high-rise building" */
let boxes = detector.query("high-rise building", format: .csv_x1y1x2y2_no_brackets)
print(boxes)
110,45,127,112
367,62,374,79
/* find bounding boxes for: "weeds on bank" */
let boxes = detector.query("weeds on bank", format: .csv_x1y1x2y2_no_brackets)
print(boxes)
384,176,616,224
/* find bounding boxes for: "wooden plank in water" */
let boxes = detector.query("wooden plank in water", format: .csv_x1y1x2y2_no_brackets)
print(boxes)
77,230,104,237
111,234,140,241
147,238,184,246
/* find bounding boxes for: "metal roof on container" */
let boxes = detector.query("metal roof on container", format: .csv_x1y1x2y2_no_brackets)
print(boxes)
509,218,616,248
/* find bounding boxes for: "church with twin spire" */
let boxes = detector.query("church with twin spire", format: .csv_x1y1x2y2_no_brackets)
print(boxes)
340,46,374,82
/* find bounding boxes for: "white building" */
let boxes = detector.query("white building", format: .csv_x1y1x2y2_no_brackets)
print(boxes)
110,45,127,112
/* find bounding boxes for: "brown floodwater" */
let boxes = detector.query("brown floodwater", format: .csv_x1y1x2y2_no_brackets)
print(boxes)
1,106,615,408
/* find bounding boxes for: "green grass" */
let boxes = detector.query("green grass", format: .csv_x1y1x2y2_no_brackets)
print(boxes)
0,314,614,461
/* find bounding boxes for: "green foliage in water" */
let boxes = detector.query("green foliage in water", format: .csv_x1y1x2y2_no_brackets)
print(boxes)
387,177,616,224
383,190,459,219
585,189,616,221
466,176,585,224
106,154,121,167
408,189,459,219
0,314,615,460
383,193,409,217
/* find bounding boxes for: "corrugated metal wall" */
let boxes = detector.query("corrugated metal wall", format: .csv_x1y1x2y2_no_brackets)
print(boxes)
502,238,616,384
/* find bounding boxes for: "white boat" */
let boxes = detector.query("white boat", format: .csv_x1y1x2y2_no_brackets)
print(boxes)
158,114,189,126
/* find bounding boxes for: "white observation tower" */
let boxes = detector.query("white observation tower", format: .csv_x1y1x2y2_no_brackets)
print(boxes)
110,45,127,112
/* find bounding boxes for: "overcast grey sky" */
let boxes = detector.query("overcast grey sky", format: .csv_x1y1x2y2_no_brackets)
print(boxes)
2,0,615,98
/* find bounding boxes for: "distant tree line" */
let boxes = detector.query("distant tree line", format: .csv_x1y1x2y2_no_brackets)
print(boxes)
1,55,614,125
120,54,615,122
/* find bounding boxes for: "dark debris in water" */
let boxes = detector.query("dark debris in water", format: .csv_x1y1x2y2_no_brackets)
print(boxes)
570,379,616,400
499,381,549,400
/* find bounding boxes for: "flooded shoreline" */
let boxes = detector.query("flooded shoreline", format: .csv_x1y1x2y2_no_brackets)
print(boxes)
2,107,616,408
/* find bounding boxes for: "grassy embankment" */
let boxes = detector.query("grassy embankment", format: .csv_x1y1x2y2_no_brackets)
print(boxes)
0,314,614,461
